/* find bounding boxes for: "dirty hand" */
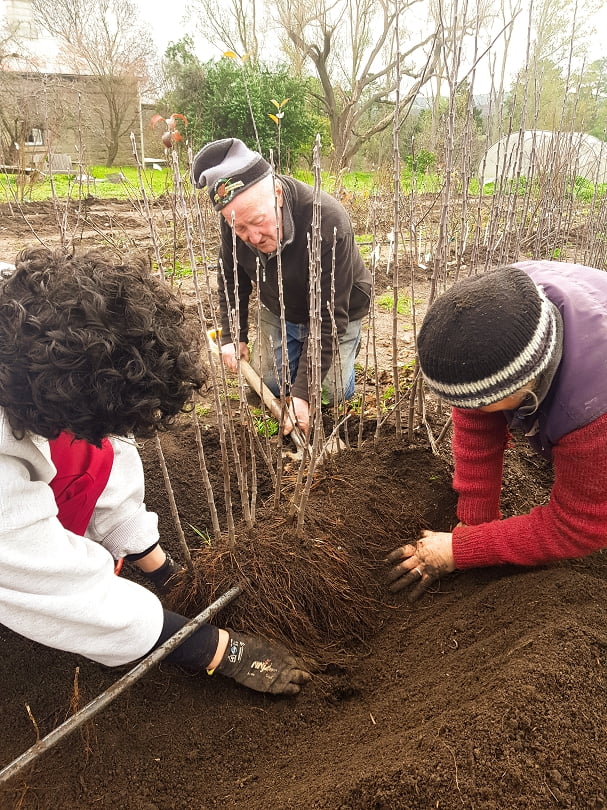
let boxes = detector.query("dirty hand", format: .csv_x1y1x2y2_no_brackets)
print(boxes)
215,630,311,695
283,396,309,436
385,530,456,601
221,341,250,373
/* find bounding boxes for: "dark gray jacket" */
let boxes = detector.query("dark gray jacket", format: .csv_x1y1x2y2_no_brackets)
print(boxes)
217,176,371,399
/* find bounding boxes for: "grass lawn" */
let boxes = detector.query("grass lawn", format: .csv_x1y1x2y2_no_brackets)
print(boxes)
0,165,174,202
3,163,605,204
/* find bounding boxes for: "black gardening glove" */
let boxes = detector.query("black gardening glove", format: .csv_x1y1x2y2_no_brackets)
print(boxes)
214,630,311,696
142,552,183,595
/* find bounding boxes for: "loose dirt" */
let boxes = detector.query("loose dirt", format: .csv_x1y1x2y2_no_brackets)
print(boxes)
1,199,606,810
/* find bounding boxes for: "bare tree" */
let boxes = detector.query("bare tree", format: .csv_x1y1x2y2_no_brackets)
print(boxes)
189,0,443,170
506,0,600,131
30,0,156,166
275,0,443,171
0,18,30,164
186,0,266,62
0,23,59,171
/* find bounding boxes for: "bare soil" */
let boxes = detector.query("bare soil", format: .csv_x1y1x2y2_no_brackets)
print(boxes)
1,200,607,810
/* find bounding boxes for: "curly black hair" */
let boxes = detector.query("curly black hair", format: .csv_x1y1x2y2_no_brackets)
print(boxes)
0,246,205,446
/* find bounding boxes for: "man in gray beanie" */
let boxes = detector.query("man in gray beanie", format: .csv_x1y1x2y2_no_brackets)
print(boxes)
192,138,372,435
386,261,607,600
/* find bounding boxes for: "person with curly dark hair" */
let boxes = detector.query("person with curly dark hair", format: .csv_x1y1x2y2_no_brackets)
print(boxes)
0,247,310,696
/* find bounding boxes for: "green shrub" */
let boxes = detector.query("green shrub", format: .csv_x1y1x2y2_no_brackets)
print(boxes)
404,150,437,174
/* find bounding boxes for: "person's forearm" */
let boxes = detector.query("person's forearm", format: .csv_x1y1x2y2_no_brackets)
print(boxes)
453,413,607,569
207,629,229,670
132,543,166,572
152,610,226,671
452,408,508,524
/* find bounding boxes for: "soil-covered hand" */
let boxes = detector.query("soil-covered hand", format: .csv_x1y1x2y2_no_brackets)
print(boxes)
215,630,311,695
386,530,456,601
143,552,183,595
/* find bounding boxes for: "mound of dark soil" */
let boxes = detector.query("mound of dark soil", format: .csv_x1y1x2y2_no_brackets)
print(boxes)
2,424,607,810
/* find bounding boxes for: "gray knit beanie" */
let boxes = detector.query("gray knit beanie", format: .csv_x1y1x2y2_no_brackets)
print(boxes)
191,138,272,211
417,267,559,408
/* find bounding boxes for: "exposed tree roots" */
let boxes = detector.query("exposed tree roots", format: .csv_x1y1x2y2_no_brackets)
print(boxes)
165,439,457,671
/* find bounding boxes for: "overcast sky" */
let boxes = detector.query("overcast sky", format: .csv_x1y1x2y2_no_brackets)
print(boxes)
4,0,605,93
135,0,607,96
132,1,196,57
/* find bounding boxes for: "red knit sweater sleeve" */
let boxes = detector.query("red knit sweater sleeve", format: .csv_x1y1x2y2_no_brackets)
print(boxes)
452,407,509,525
452,411,607,569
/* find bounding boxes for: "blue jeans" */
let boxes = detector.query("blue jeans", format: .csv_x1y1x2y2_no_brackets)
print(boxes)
252,306,362,404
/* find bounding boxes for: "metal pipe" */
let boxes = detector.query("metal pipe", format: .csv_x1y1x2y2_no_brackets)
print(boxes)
0,583,243,785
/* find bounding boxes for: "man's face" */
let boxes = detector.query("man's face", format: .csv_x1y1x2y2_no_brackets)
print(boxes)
221,176,283,254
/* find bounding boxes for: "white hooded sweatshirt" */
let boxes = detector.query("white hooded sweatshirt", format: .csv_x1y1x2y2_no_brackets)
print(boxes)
0,409,164,667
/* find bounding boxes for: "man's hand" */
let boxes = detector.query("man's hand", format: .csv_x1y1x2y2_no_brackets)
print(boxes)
214,629,311,695
221,341,250,373
283,396,309,436
386,530,456,601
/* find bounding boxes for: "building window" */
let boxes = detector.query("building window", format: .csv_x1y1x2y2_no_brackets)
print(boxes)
25,128,43,146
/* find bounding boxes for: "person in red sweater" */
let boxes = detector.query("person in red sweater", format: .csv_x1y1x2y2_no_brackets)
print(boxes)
387,261,607,600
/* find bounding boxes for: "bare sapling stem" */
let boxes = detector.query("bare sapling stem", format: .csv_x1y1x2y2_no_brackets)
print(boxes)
270,162,298,508
227,213,253,528
175,145,238,542
154,434,194,571
189,162,239,543
433,0,462,303
252,259,281,478
328,304,348,452
248,428,257,524
422,396,439,456
272,166,292,439
407,365,421,440
73,93,89,234
406,148,419,442
357,231,376,449
471,54,497,273
499,5,533,267
190,409,222,543
43,87,69,249
211,260,247,544
407,221,419,442
237,422,252,529
391,0,402,438
293,135,325,534
130,132,166,279
328,226,348,450
370,256,382,445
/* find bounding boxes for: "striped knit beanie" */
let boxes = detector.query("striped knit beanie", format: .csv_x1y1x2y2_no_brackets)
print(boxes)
417,267,559,408
191,138,272,211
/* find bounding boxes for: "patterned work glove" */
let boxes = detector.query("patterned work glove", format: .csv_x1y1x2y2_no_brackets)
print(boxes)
213,630,311,695
142,552,183,595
